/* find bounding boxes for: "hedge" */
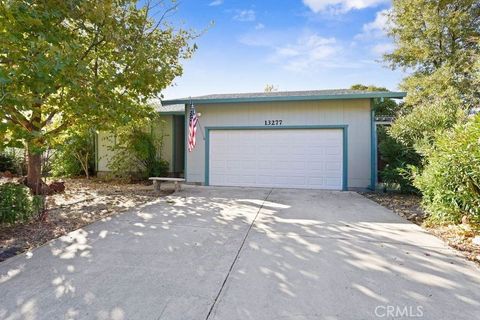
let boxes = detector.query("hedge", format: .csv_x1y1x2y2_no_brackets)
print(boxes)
415,115,480,225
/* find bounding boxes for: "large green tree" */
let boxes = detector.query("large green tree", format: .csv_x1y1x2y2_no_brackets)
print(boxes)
385,0,479,153
0,0,196,192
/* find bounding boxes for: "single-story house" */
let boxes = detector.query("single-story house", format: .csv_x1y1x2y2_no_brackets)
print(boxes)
96,89,406,190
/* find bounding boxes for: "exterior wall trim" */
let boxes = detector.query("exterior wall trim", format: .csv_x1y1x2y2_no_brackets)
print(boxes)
184,104,189,181
172,116,176,173
204,125,349,191
163,92,406,106
369,99,377,190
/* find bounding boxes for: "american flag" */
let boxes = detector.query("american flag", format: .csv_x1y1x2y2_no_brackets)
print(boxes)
188,104,198,152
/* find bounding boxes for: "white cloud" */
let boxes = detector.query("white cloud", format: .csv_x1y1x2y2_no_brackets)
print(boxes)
371,42,394,56
255,23,265,30
269,34,340,72
233,9,256,22
356,9,390,39
303,0,387,13
209,0,223,6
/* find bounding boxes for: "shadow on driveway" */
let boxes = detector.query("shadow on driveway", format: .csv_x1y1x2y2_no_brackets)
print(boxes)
0,186,479,320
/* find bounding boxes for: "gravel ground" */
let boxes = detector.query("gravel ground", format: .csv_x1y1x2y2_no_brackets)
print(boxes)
360,192,480,265
0,178,173,262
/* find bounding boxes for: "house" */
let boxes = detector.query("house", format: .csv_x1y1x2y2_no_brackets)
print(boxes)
97,89,406,190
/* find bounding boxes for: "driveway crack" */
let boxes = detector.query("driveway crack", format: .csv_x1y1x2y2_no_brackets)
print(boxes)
204,188,273,320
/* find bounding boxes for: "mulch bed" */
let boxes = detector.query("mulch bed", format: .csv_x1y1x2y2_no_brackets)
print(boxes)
359,192,480,265
0,178,173,262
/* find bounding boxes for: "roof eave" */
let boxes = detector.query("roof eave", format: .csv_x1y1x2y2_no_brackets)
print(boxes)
162,92,407,105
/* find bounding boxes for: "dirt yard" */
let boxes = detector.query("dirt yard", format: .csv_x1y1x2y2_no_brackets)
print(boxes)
361,192,480,265
0,178,173,262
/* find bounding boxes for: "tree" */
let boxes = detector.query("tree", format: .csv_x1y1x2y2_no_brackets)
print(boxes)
349,84,401,116
264,84,278,92
385,0,479,109
384,1,479,154
378,1,479,193
0,0,196,192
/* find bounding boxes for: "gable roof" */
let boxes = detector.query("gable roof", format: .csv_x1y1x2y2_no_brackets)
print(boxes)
162,89,406,105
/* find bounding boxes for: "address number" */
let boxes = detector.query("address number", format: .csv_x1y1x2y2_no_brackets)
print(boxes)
264,120,283,126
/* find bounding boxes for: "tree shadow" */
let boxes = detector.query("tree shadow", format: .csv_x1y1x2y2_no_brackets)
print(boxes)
0,186,479,320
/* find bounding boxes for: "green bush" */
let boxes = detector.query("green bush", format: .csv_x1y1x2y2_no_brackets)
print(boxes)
150,159,170,177
0,183,42,224
414,115,480,225
108,129,169,181
51,130,95,178
51,150,84,177
0,153,15,173
0,150,25,174
378,126,422,193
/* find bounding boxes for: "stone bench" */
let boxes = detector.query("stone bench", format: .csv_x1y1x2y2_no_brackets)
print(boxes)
149,177,185,192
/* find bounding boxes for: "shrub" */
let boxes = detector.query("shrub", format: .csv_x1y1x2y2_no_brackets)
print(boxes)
0,153,15,173
150,159,170,177
414,115,480,225
108,128,169,181
0,183,42,224
51,130,95,178
51,149,83,177
378,126,422,193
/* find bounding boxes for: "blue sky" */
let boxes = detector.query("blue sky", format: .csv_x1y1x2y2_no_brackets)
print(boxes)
161,0,405,99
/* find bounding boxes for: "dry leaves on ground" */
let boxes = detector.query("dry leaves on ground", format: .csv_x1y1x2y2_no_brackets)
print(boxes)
0,178,172,262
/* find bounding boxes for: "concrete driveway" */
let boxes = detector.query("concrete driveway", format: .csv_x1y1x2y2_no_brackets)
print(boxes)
1,187,479,320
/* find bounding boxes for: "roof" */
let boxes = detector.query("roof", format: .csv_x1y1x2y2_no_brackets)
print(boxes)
162,89,406,105
150,100,185,113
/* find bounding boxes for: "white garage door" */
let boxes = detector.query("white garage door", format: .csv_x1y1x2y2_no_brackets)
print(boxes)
208,129,344,190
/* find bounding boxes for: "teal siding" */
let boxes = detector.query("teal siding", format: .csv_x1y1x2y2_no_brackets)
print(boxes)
370,99,377,190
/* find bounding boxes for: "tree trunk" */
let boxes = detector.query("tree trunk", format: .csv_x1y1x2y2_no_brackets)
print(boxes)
27,145,43,194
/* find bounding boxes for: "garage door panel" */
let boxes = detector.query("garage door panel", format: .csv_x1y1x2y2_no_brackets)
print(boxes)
326,161,342,171
326,146,341,156
209,129,343,190
307,161,326,171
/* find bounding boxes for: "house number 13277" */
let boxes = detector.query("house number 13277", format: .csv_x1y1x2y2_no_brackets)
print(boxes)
265,120,283,126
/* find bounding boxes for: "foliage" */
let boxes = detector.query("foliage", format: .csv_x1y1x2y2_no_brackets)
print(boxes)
0,150,25,174
389,99,467,155
0,153,15,173
385,0,479,150
51,129,96,178
378,126,421,193
380,1,479,195
414,115,480,225
264,84,279,92
108,120,169,180
350,84,400,116
0,0,197,190
385,0,480,110
0,183,42,224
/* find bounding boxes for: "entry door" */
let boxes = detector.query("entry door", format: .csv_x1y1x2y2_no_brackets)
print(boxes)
208,129,344,190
